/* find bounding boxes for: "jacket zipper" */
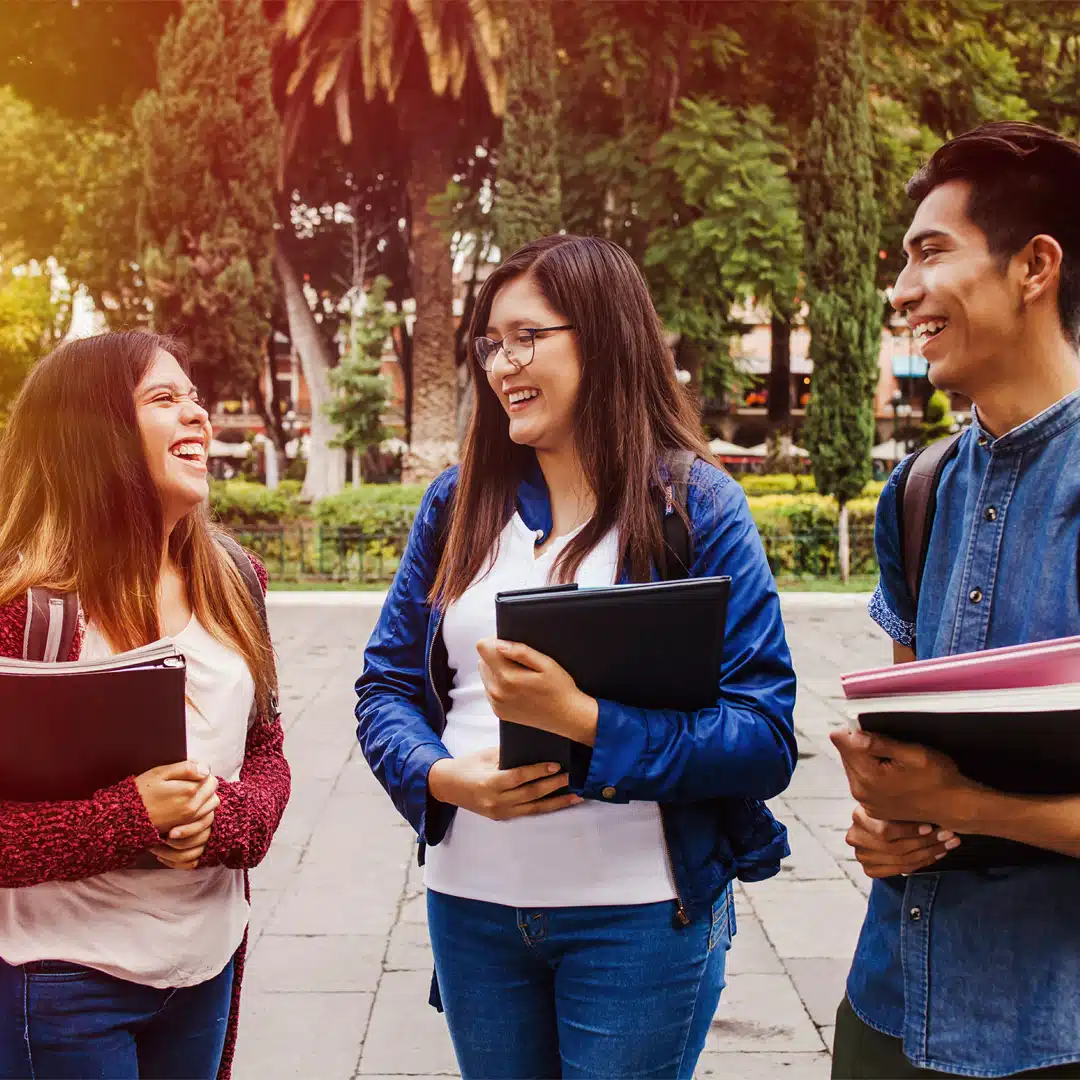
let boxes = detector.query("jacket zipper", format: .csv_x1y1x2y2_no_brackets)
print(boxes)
427,608,447,735
660,806,690,927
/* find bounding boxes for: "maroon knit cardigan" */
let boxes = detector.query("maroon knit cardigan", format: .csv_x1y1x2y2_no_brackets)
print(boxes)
0,555,291,1078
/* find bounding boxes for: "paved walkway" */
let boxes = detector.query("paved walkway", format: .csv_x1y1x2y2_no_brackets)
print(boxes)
233,593,888,1080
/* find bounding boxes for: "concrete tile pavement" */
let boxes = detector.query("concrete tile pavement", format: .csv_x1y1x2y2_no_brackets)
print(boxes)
233,594,889,1080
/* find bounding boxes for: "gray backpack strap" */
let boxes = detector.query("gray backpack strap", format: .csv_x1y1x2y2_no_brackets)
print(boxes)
215,533,279,722
23,587,80,663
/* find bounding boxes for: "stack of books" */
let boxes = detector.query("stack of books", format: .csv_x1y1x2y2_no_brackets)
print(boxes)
841,637,1080,871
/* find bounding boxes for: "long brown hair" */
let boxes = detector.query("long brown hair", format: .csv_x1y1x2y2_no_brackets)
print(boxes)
0,331,276,715
432,234,712,607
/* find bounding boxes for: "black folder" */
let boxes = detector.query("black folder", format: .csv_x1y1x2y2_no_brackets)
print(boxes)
855,702,1080,872
0,643,188,803
495,576,731,774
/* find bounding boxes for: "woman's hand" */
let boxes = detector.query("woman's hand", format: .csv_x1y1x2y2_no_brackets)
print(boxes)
135,761,219,833
428,748,582,821
476,639,599,745
151,808,216,870
846,804,960,878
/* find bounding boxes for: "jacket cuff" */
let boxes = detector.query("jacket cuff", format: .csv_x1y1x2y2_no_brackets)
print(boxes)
401,741,455,845
106,775,163,853
580,699,649,803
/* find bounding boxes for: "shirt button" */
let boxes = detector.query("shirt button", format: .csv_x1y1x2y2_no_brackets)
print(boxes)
535,530,544,541
969,588,983,604
984,506,997,522
977,435,990,448
602,786,617,799
909,907,922,921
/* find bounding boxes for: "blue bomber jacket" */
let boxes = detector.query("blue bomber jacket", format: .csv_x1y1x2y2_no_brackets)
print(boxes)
355,457,797,929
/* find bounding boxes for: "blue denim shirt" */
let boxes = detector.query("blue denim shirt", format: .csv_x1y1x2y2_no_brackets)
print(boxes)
858,390,1080,1077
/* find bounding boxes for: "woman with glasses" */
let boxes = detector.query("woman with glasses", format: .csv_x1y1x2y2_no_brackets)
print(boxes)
356,235,796,1080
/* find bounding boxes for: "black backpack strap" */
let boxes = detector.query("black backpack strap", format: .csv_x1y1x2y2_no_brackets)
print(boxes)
897,431,963,618
658,450,696,581
23,587,79,663
216,533,278,721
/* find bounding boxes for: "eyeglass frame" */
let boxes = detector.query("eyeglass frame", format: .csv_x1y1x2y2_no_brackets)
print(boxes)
473,325,575,372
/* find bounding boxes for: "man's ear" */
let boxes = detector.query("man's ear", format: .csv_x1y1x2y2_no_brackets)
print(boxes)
1018,234,1064,307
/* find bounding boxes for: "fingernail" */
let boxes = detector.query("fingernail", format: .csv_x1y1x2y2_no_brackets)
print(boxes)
918,825,933,836
944,837,961,850
496,641,511,654
851,732,871,749
169,829,181,840
937,830,955,842
570,795,584,804
547,763,559,773
198,764,210,777
935,851,947,860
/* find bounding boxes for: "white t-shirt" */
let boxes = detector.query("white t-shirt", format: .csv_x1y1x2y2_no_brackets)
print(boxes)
0,615,252,988
423,513,676,907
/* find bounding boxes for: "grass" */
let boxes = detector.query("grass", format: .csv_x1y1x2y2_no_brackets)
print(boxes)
773,574,877,592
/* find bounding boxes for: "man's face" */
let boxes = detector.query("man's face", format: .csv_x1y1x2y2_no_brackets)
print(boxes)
891,179,1026,398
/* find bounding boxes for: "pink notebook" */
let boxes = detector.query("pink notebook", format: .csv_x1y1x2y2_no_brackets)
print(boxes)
841,635,1080,699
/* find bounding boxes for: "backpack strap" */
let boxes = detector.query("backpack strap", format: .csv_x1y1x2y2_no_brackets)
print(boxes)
658,450,696,582
897,431,963,618
23,587,79,663
216,533,279,722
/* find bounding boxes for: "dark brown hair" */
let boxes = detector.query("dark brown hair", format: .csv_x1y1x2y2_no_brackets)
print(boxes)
0,330,276,714
907,121,1080,346
431,234,711,607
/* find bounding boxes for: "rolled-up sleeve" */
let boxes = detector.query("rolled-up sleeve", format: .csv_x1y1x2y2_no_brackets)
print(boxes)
869,461,916,646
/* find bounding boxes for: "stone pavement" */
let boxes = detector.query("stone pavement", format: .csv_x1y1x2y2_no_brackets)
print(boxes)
233,592,890,1080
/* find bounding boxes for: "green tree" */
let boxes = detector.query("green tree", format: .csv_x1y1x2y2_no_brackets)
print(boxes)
494,0,561,254
801,0,881,581
642,99,803,400
325,276,398,481
133,0,279,422
0,268,64,425
920,389,956,445
278,0,507,483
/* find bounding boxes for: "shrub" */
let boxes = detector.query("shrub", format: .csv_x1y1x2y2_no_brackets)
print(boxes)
736,473,884,498
209,480,304,526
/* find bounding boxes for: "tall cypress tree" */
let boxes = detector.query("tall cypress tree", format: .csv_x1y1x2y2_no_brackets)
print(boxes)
494,0,561,254
134,0,278,410
801,0,881,580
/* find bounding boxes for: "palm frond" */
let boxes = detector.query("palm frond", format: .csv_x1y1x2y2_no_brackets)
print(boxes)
284,0,319,41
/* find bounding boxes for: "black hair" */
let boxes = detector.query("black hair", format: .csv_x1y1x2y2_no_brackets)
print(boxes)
907,122,1080,346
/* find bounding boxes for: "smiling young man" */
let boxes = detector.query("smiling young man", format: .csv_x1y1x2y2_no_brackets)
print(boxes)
830,122,1080,1079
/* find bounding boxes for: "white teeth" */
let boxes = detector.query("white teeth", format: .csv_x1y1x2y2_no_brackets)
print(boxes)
171,442,204,459
508,389,540,405
914,320,948,341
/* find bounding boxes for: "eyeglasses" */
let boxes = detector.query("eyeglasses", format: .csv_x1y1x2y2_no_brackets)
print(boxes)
473,325,575,372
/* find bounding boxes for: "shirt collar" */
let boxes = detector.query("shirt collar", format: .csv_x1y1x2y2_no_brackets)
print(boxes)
972,388,1080,454
514,454,554,541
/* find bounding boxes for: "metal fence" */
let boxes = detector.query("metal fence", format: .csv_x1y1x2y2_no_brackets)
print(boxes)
232,522,879,585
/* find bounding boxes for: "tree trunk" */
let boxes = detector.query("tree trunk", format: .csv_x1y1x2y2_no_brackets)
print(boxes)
766,309,793,471
400,90,459,484
251,323,289,491
838,500,850,582
273,239,346,499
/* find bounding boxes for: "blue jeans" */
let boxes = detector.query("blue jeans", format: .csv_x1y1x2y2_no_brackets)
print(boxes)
0,955,234,1079
426,888,732,1080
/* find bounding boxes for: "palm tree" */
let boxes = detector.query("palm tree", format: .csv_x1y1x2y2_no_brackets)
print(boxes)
277,0,506,483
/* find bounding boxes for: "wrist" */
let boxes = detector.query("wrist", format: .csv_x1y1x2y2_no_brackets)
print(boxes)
940,780,997,834
565,692,599,747
427,757,456,804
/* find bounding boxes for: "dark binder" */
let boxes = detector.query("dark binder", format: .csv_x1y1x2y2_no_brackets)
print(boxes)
495,577,731,775
856,705,1080,872
0,643,188,803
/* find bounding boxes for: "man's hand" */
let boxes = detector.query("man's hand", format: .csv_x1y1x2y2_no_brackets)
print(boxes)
846,805,960,878
428,748,582,821
476,639,599,745
830,728,975,827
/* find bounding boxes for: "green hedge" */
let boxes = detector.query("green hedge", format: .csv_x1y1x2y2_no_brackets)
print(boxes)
736,473,885,499
209,477,884,581
209,480,304,525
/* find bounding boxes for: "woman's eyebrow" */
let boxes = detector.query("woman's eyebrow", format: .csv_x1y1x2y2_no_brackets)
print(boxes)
140,381,197,398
